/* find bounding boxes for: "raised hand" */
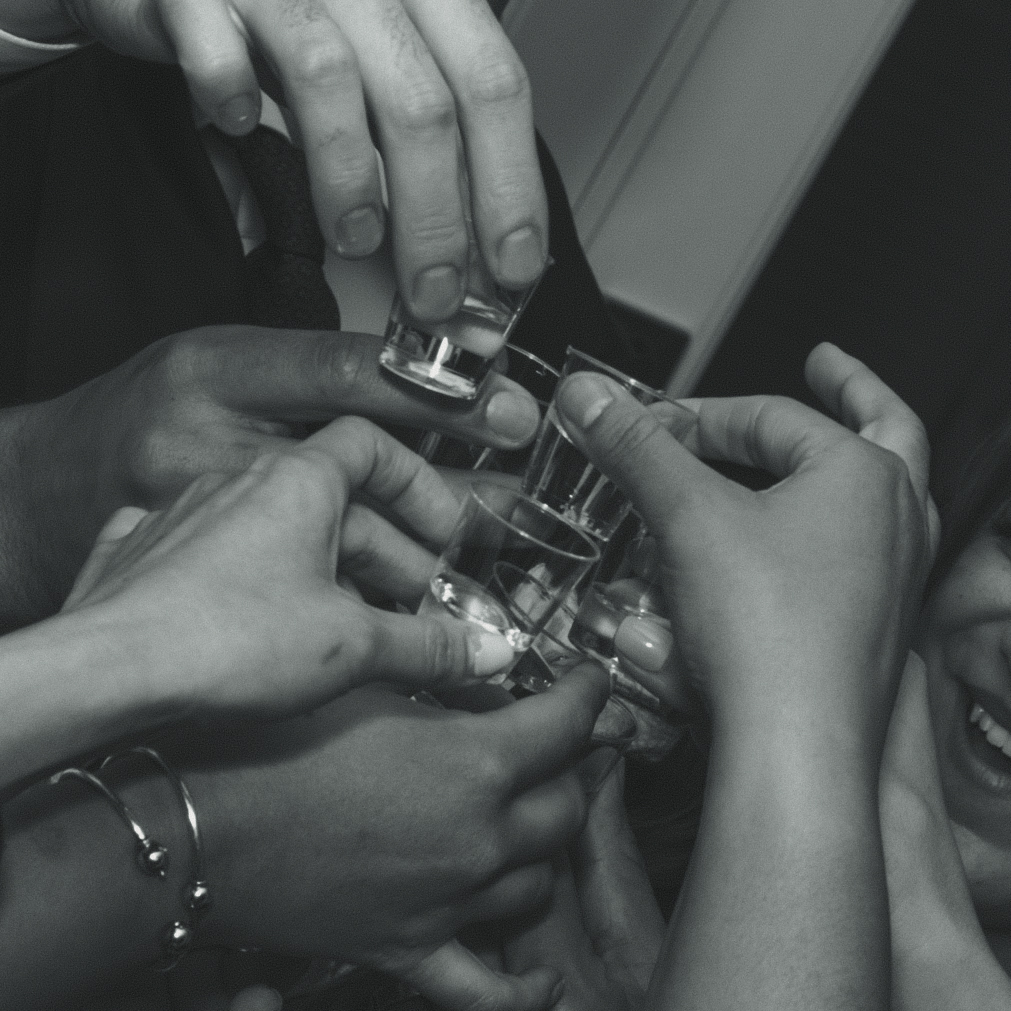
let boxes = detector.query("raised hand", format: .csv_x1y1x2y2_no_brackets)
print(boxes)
182,673,610,1011
40,0,547,321
552,343,938,1010
6,325,540,626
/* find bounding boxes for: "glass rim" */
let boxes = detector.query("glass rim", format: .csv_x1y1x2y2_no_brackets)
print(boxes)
562,346,678,404
504,343,561,379
467,483,602,563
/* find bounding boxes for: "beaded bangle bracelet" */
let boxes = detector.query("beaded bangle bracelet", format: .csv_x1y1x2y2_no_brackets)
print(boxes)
48,766,171,878
100,747,211,971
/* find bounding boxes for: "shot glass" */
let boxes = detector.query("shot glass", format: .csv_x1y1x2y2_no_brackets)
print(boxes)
522,347,696,542
417,484,600,679
379,245,553,401
413,344,561,472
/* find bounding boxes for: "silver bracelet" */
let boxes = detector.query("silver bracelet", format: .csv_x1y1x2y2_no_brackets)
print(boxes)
48,766,170,878
100,747,211,971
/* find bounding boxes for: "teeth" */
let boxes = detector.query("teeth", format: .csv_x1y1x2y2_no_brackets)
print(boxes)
970,702,1011,759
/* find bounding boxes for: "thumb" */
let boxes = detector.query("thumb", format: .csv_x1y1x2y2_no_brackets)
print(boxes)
62,506,150,610
397,939,563,1011
553,373,707,538
351,606,518,689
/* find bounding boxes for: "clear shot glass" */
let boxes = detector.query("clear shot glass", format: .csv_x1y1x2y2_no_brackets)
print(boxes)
521,347,696,543
416,484,600,680
413,344,561,472
380,247,553,401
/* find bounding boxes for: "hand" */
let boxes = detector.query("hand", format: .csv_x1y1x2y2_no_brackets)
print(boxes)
497,763,664,1011
555,342,939,751
61,414,519,720
180,671,610,1011
880,652,1011,1010
48,0,548,320
8,325,540,626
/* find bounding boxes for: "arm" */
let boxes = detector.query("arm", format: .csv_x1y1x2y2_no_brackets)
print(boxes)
0,327,540,630
1,0,546,322
0,675,608,1010
558,343,938,1009
0,415,519,792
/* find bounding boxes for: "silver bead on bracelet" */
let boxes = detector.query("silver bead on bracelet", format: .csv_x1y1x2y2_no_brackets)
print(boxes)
99,746,211,972
48,766,171,878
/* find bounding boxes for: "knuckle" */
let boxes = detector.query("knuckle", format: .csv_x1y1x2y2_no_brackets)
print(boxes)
388,82,457,137
288,35,358,89
462,52,530,108
605,410,666,463
313,335,370,397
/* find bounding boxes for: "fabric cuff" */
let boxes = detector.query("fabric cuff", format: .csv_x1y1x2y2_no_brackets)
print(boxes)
0,23,92,75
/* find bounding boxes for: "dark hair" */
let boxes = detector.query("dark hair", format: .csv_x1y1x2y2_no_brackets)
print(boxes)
928,370,1011,594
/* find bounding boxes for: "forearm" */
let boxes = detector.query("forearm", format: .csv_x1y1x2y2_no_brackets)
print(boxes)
648,717,888,1011
0,763,190,1008
0,607,187,793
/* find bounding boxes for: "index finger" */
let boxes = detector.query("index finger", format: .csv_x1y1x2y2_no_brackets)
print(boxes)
191,327,542,449
299,416,462,546
804,343,931,501
555,373,849,534
485,660,610,790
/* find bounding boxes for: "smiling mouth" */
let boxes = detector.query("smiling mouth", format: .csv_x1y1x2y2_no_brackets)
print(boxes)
970,703,1011,760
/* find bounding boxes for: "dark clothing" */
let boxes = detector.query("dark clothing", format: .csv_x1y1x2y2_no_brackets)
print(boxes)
0,46,635,409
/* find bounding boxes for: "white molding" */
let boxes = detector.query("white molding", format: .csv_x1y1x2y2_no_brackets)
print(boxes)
506,0,914,394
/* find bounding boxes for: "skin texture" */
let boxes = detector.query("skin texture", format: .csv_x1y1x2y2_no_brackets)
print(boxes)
0,671,609,1010
0,415,523,794
0,325,541,629
501,344,937,1010
3,0,548,322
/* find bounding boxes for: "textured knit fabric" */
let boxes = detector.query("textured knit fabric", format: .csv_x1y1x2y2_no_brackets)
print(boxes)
220,125,341,330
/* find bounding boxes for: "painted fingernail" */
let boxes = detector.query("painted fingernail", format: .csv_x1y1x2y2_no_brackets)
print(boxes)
485,390,541,443
614,616,673,673
335,205,384,257
218,93,258,134
497,225,545,288
557,373,617,429
472,631,515,679
412,264,464,321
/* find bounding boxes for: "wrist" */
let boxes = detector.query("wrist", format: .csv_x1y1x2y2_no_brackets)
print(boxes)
0,606,192,793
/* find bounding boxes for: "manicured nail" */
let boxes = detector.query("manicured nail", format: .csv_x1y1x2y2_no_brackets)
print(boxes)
497,225,545,288
614,616,673,673
412,264,464,321
218,93,259,134
335,205,384,257
557,373,617,429
485,390,541,443
650,399,698,439
472,631,515,679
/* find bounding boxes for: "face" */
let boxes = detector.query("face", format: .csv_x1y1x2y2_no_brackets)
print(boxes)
918,499,1011,928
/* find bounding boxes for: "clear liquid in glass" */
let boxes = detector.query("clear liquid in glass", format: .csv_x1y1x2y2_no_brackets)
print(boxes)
522,408,631,541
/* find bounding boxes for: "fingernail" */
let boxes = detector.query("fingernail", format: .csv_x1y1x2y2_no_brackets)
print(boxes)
497,225,545,288
650,399,698,439
218,93,258,134
549,979,566,1006
485,390,541,443
412,264,464,321
335,205,384,257
472,631,515,679
557,373,617,429
614,616,673,673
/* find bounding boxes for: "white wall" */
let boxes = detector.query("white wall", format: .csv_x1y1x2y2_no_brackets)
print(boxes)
505,0,913,393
